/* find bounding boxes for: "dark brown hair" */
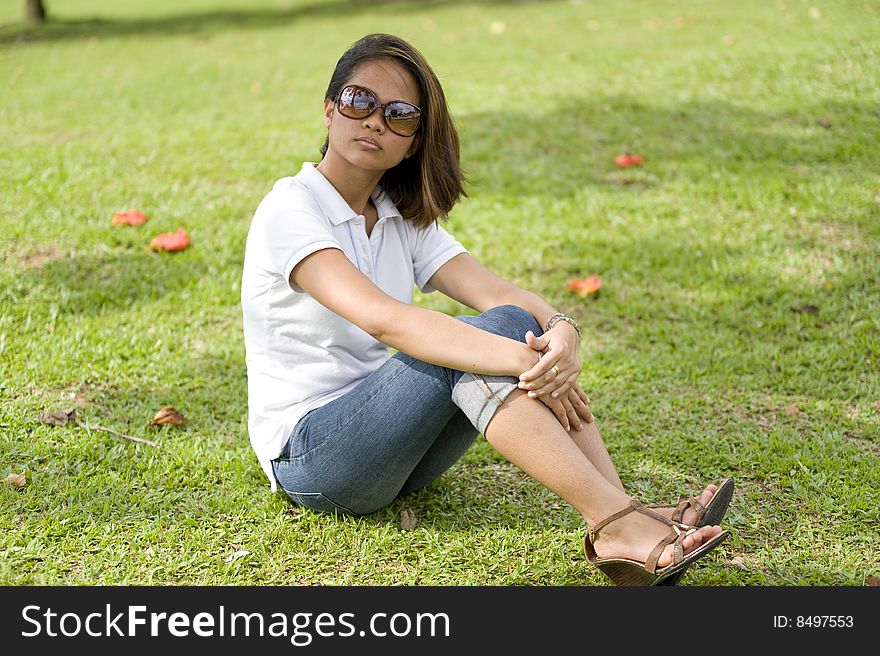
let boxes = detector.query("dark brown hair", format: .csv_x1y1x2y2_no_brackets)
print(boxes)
320,33,466,229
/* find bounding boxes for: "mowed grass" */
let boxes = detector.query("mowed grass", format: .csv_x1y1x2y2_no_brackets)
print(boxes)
1,0,878,585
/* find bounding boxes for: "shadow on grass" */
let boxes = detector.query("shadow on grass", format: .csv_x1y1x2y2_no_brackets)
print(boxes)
0,0,564,45
23,250,201,316
458,96,877,204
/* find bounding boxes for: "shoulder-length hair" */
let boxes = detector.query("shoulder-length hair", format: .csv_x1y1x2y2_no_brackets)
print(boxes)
320,33,466,229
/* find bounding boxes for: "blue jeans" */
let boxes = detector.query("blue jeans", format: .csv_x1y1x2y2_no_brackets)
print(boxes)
271,305,542,515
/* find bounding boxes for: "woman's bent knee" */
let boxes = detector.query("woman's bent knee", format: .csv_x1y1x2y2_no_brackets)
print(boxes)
481,304,542,341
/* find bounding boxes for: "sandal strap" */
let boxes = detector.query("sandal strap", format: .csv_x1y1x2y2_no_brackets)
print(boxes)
645,522,697,573
645,531,678,573
589,499,691,541
588,499,639,544
672,497,707,524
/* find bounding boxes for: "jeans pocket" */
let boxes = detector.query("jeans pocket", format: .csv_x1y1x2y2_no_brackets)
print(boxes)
283,490,354,515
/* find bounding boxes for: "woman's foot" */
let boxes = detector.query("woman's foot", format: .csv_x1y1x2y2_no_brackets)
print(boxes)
652,484,719,526
591,502,724,569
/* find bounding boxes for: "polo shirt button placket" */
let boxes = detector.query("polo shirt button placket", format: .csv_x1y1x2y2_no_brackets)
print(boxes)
354,216,373,279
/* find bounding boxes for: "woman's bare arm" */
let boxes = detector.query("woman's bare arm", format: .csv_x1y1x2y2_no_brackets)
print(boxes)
291,248,539,377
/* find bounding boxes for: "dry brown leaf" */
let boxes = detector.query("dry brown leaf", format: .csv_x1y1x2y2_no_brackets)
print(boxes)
400,508,418,531
150,406,185,426
39,408,76,425
867,576,880,586
3,472,27,489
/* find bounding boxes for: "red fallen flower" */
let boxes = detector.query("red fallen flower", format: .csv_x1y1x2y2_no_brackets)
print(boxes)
149,227,191,252
566,275,602,297
112,210,149,226
614,153,645,168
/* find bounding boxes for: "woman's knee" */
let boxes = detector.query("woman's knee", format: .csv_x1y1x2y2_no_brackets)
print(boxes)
481,304,542,341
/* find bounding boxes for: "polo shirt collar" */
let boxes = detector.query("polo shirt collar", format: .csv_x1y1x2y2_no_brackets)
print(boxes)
298,162,401,225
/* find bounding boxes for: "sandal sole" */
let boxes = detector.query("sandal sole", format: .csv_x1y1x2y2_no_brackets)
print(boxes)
594,529,730,586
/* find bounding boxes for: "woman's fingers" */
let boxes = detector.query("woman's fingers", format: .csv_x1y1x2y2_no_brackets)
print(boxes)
522,369,578,399
518,355,556,385
519,358,577,391
561,396,581,431
528,384,593,433
542,396,569,431
574,394,594,424
525,377,572,399
568,385,594,424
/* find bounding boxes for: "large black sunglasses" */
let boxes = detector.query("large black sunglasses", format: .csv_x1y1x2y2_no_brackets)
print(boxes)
334,84,421,137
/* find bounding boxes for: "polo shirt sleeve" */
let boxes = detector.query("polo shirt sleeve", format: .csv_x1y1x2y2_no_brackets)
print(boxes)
252,190,342,293
409,221,469,294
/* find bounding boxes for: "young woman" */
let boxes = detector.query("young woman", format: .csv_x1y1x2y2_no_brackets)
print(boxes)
241,33,733,586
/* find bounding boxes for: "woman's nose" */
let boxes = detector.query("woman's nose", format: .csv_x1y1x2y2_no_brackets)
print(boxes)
363,109,386,133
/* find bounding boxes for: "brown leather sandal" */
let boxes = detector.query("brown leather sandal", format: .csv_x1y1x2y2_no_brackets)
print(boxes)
649,478,734,586
584,499,729,586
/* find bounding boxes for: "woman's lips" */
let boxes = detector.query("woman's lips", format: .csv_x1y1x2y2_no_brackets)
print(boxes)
356,137,381,151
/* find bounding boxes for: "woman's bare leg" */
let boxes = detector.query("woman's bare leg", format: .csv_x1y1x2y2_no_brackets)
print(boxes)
566,419,625,491
565,416,719,525
483,389,721,567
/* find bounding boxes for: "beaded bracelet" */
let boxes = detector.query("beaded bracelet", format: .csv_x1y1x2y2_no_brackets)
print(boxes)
545,312,581,337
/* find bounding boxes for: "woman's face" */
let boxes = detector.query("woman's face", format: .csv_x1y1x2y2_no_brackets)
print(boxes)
322,58,421,173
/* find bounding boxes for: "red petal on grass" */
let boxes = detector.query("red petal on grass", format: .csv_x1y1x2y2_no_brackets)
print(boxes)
112,210,149,226
566,275,602,297
148,227,191,252
614,153,645,168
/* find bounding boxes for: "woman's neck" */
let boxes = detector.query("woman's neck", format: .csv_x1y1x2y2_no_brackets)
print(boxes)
315,156,382,216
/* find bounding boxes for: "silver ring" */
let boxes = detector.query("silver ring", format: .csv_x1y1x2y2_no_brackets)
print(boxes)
551,365,560,377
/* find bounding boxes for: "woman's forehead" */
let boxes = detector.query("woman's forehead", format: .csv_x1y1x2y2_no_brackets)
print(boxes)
348,59,420,104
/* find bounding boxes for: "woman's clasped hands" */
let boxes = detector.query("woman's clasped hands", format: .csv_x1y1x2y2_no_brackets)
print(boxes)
518,324,593,432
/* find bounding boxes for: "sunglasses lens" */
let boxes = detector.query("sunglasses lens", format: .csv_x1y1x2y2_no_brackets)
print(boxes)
386,103,420,136
338,86,377,118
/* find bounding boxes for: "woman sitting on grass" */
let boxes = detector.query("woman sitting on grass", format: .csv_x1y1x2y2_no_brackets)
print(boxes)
241,33,733,585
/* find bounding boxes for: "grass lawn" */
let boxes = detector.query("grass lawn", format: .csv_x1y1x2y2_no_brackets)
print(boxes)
1,0,878,586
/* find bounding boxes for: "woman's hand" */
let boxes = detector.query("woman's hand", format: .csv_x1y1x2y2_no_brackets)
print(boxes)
517,323,581,399
535,381,593,431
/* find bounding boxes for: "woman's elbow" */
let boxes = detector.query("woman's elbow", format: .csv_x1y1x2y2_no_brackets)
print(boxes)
362,301,407,344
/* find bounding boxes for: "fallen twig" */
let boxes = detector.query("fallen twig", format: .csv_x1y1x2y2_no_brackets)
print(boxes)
75,418,160,449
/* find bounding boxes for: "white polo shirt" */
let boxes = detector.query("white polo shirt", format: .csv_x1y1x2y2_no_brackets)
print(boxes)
241,162,469,490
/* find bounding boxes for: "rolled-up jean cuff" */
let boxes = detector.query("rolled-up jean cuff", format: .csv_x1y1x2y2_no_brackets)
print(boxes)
451,372,520,435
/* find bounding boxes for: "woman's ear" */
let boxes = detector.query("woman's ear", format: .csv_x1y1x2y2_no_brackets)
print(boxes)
322,99,334,129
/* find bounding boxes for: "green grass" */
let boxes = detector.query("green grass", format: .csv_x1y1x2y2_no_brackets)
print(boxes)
1,0,878,585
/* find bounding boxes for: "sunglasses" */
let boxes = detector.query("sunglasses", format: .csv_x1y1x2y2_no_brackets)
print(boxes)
335,84,421,137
